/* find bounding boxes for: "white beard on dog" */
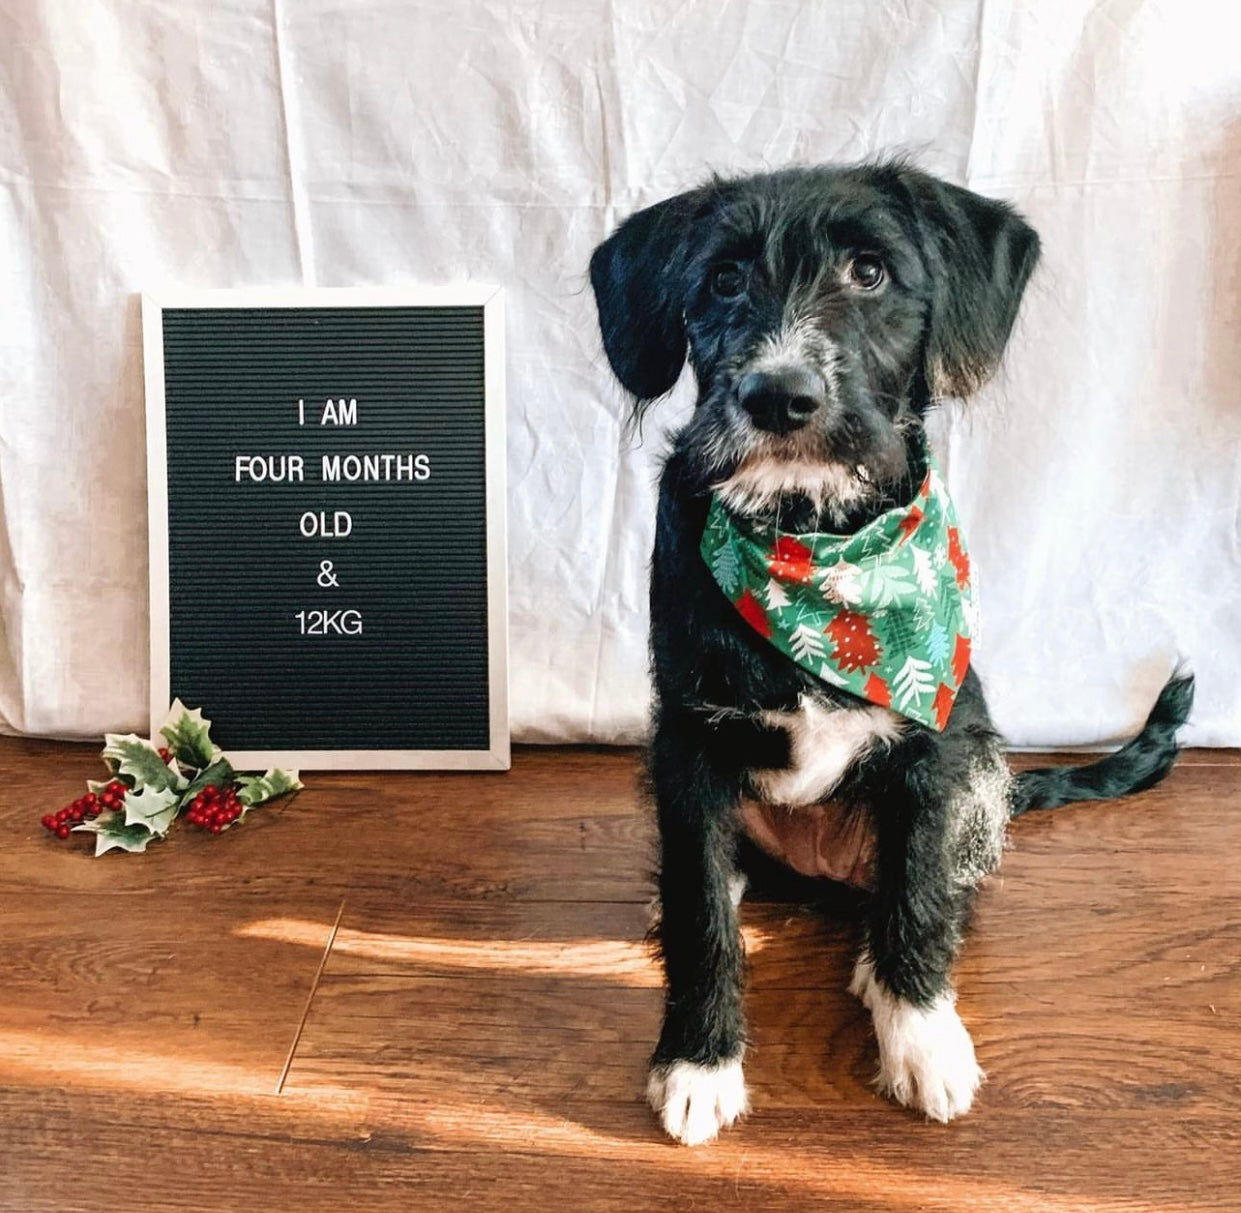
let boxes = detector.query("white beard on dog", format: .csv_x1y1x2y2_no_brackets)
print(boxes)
714,456,875,521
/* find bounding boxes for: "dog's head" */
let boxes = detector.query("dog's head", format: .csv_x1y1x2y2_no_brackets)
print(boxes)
589,162,1039,520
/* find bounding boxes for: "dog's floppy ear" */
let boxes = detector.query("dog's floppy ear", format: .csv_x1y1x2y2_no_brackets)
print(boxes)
589,187,712,404
900,169,1041,399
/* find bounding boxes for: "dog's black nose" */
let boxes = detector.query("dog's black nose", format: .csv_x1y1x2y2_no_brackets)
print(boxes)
737,367,827,434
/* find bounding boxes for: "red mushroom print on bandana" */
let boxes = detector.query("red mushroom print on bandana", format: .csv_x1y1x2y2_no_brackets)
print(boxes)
701,440,975,731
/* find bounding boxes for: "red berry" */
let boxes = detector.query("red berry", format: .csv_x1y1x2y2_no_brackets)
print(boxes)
55,824,71,839
41,814,56,831
209,823,222,835
69,807,83,823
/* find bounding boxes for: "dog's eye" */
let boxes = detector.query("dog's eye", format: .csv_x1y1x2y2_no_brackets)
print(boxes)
846,255,886,291
709,262,747,300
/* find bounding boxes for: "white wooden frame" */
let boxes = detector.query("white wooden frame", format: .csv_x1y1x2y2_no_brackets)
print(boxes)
142,285,509,771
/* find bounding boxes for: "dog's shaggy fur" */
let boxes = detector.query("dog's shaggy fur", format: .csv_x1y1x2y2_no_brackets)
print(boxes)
589,161,1194,1145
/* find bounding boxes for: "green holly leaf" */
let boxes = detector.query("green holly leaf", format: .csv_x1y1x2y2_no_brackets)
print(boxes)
73,813,155,856
237,768,303,808
122,785,181,837
181,758,237,801
102,734,186,794
159,700,221,770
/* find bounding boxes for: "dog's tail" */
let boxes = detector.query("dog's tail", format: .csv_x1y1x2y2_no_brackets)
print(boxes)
1008,671,1195,818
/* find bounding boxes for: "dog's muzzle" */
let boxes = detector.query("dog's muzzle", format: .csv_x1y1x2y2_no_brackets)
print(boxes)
737,366,827,435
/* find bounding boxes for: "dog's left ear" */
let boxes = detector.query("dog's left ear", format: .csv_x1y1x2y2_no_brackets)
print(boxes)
900,168,1041,399
589,186,713,405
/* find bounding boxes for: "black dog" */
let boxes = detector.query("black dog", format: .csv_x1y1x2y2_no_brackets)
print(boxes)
589,161,1193,1145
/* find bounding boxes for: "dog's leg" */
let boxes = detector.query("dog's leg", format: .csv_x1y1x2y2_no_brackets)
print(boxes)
850,748,983,1123
645,719,749,1146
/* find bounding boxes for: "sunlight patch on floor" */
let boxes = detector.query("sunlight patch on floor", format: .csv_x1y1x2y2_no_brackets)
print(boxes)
400,1097,1168,1213
0,1026,364,1108
236,916,770,985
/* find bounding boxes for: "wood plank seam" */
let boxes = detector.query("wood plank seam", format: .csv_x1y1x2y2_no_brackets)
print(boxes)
277,899,346,1095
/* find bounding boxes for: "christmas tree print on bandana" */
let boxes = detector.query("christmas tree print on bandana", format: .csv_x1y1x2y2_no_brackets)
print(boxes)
701,445,976,731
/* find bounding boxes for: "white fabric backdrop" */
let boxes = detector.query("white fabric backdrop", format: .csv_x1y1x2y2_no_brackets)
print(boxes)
1,0,1238,746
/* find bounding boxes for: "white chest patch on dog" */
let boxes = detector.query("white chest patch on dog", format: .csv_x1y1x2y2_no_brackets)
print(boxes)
749,696,904,807
850,956,983,1123
647,1057,749,1146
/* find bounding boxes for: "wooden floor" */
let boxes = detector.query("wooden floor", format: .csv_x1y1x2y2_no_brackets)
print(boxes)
1,740,1238,1212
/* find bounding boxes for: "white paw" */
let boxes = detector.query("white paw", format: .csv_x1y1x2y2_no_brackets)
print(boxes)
646,1057,749,1145
851,957,983,1123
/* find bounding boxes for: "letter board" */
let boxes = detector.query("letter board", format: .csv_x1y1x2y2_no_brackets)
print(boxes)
143,286,508,770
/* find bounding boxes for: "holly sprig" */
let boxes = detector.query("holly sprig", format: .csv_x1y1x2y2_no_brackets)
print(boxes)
40,700,302,856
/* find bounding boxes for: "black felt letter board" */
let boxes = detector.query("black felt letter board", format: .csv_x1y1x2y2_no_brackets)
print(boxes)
146,295,507,768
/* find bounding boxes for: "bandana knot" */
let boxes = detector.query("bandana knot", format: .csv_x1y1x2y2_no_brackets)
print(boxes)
700,453,977,731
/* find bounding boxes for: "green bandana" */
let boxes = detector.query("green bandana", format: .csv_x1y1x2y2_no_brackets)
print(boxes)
700,453,975,731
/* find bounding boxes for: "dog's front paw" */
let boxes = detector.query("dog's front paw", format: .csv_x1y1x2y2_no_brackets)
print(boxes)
646,1057,749,1145
852,959,983,1122
873,995,983,1122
